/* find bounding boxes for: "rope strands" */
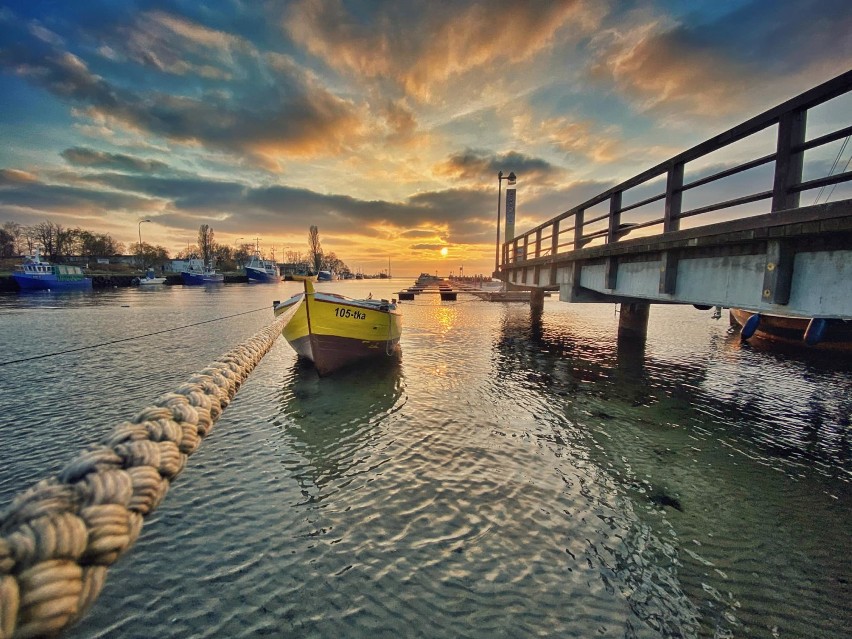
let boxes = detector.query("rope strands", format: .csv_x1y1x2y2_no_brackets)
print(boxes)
0,314,287,639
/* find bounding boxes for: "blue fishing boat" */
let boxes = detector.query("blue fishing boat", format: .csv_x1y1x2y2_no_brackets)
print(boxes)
317,270,336,282
13,251,92,291
181,262,224,285
245,251,279,282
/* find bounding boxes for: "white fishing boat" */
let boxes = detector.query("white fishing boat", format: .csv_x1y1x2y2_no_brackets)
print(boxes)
136,268,166,285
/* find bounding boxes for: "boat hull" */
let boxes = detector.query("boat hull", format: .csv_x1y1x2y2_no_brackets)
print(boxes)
730,308,852,351
275,287,401,375
181,271,224,285
13,273,92,291
246,267,278,282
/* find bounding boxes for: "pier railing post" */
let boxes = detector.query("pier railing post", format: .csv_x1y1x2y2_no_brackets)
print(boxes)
574,209,585,250
663,162,683,233
549,219,560,285
772,108,807,212
659,163,684,294
605,192,622,290
607,191,623,244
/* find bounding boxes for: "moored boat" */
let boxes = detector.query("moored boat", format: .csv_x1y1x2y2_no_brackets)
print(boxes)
273,278,402,375
730,308,852,351
136,268,167,285
181,263,224,285
13,251,92,291
317,270,336,282
245,251,279,282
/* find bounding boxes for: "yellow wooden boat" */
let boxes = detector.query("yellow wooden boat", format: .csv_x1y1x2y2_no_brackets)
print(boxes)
273,279,402,375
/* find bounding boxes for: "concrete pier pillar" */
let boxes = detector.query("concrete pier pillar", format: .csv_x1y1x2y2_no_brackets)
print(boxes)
530,288,545,314
618,302,650,339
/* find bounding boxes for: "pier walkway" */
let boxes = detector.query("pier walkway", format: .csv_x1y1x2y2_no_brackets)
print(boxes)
499,71,852,321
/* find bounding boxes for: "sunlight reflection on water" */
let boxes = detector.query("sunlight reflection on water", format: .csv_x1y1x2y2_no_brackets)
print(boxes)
0,282,849,638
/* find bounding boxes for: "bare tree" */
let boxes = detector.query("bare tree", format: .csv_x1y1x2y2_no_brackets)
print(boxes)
79,230,122,256
211,244,233,269
308,225,323,273
55,227,79,257
234,242,252,268
137,243,171,269
198,224,215,265
22,226,37,255
2,222,23,255
285,249,303,264
321,251,345,273
32,221,61,259
0,228,14,258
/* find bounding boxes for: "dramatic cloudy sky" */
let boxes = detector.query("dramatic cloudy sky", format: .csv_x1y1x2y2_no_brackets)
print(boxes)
1,0,851,275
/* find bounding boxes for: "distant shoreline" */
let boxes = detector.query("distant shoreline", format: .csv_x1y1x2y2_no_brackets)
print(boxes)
0,274,251,292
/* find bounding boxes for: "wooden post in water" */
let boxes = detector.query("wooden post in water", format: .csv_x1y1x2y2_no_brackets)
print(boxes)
530,288,545,314
618,302,650,339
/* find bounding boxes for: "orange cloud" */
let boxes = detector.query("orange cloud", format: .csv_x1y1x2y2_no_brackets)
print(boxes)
512,113,622,164
118,10,251,79
586,22,752,119
284,0,605,102
0,169,39,184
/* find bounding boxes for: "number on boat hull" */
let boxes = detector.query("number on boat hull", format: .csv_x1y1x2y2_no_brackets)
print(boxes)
335,307,366,320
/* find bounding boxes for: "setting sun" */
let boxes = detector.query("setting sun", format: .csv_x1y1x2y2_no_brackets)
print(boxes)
440,247,448,257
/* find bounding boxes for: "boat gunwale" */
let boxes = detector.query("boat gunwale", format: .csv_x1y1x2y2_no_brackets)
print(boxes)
275,292,400,315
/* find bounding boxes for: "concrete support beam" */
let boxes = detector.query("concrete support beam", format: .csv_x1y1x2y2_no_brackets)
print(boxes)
618,302,650,339
659,251,679,295
530,288,545,313
762,239,794,305
605,256,618,290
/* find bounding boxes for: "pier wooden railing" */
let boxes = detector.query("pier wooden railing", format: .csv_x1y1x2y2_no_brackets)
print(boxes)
502,70,852,274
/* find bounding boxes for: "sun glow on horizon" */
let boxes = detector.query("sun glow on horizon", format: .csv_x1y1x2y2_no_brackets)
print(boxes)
440,247,448,257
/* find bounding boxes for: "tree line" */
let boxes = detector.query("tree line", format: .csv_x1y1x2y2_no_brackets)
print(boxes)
168,225,353,275
1,220,353,275
173,225,252,271
1,221,125,260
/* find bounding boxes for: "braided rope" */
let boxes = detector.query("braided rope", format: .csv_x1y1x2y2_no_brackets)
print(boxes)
0,314,286,639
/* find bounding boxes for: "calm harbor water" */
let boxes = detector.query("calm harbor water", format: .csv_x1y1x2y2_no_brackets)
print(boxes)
0,280,849,639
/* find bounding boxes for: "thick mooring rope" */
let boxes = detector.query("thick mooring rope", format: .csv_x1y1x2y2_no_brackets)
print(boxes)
0,315,286,639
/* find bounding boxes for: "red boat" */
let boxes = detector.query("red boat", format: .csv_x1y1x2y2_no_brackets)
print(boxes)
730,308,852,351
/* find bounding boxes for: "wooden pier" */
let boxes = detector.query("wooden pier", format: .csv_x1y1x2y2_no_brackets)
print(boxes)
398,278,550,302
499,70,852,325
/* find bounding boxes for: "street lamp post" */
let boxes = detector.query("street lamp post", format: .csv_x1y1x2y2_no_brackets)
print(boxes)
494,171,516,275
138,219,151,268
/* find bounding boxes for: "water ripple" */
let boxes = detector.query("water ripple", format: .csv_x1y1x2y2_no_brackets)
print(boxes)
0,285,849,638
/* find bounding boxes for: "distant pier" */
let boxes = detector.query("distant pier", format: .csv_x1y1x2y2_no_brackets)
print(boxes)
398,278,551,302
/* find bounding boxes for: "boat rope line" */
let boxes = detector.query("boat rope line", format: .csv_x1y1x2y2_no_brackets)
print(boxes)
0,306,273,368
0,313,287,639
